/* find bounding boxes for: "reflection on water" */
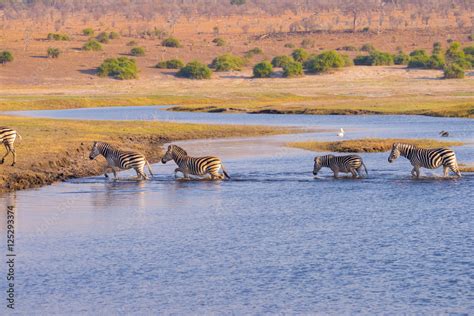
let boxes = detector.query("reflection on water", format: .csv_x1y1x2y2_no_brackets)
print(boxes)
1,108,473,314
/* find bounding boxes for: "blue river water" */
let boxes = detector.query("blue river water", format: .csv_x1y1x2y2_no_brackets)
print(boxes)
1,107,473,314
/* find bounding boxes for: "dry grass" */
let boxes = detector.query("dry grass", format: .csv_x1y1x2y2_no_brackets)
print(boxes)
287,138,464,153
459,164,474,172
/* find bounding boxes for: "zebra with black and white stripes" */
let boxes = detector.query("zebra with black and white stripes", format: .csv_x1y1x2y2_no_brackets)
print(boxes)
89,141,153,180
313,154,368,178
161,144,230,180
388,142,461,178
0,127,21,167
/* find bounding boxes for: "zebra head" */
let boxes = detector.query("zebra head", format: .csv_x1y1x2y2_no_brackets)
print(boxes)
388,143,401,163
313,155,332,175
89,141,100,160
161,145,188,164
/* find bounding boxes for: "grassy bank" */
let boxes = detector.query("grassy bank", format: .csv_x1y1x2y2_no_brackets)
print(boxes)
287,138,464,153
0,115,292,191
459,164,474,172
1,93,473,118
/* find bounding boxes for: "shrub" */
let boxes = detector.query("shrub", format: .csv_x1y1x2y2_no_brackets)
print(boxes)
394,52,410,65
212,38,226,46
284,43,295,48
82,28,94,36
127,40,138,46
162,37,181,48
443,63,464,79
432,42,442,55
282,60,303,78
445,42,465,63
177,61,212,79
291,48,309,63
253,61,273,78
360,43,375,52
407,50,430,68
427,54,445,69
409,49,427,57
0,51,13,64
301,38,315,48
109,31,120,39
305,50,345,73
96,32,110,43
47,33,70,41
463,46,474,56
155,59,184,69
354,51,393,66
130,47,145,56
341,54,354,67
230,0,246,5
82,39,103,51
98,57,138,80
47,47,60,58
244,47,263,58
271,55,294,68
469,34,474,41
338,45,358,51
210,53,245,71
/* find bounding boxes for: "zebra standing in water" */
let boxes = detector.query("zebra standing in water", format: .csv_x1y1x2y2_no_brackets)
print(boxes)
89,141,153,180
0,127,21,167
313,154,368,178
388,142,461,178
161,144,230,180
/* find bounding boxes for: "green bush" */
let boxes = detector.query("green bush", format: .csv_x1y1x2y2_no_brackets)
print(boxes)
301,39,315,48
47,47,60,58
360,43,375,52
162,37,181,48
0,51,13,64
130,47,145,56
210,53,245,71
212,38,226,46
427,54,445,69
47,33,70,41
305,51,345,73
469,34,474,41
109,31,120,39
407,50,430,68
253,61,273,78
98,57,139,80
445,42,465,63
282,60,303,78
463,45,474,56
394,52,410,65
244,47,263,58
354,51,393,66
341,54,354,67
177,61,212,79
443,63,464,79
432,42,442,55
284,43,295,48
271,55,294,68
82,39,103,51
409,49,427,57
291,48,309,63
96,32,110,44
155,59,184,69
82,28,94,36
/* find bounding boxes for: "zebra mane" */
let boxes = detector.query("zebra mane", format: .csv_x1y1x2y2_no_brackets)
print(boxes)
171,144,188,156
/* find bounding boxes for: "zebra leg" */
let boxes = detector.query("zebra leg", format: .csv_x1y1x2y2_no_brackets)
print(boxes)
10,147,16,166
103,166,110,178
448,164,462,178
443,166,449,177
333,170,339,179
350,168,358,178
112,168,117,179
0,144,10,164
411,167,417,177
134,167,148,180
413,166,421,178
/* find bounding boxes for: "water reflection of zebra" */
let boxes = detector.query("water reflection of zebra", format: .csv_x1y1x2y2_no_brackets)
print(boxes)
388,142,461,178
89,141,153,180
0,127,21,167
161,144,230,180
313,154,368,178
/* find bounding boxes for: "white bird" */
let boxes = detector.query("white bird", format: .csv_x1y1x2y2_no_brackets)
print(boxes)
337,128,344,137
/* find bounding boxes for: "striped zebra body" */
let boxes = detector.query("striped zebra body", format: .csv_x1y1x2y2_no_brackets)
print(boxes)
0,127,21,166
161,144,230,180
388,142,461,178
313,154,367,178
89,141,153,180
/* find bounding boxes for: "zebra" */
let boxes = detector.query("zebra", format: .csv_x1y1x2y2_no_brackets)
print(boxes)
89,141,153,180
161,144,230,180
388,142,461,178
313,154,368,178
0,127,22,167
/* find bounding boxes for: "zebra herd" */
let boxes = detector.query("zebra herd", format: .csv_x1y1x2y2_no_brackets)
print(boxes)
0,126,464,180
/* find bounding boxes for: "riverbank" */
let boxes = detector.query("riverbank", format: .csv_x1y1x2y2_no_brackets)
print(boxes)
287,138,465,153
0,115,292,192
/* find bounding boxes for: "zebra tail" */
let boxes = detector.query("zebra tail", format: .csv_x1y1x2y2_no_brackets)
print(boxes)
146,160,154,177
362,162,368,177
222,164,231,179
16,132,22,142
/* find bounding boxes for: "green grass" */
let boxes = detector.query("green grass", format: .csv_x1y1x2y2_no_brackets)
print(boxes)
287,138,464,153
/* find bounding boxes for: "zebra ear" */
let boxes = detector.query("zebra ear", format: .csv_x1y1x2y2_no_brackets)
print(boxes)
168,145,171,150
